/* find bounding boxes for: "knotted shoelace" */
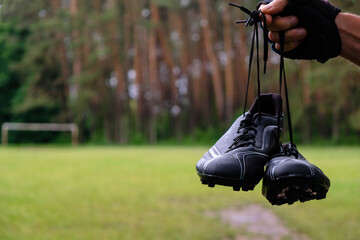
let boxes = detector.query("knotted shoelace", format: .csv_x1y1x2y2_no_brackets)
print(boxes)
227,114,258,152
229,3,298,157
229,3,268,116
226,3,268,151
278,32,298,158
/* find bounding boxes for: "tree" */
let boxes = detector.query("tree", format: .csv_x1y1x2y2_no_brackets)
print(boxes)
1,0,359,145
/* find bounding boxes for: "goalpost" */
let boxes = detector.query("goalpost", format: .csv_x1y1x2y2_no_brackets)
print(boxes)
1,123,79,146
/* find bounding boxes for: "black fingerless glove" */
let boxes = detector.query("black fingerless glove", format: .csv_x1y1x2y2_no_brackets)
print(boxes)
258,0,342,63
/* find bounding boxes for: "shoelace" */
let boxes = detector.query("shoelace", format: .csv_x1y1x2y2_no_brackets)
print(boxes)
229,3,269,116
278,32,299,158
272,142,299,158
226,3,268,151
227,114,258,152
228,3,298,157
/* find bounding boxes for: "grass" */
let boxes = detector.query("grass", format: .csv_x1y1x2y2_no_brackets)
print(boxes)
0,145,359,240
269,146,360,240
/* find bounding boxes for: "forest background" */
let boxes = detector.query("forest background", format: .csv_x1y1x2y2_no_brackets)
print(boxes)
0,0,359,145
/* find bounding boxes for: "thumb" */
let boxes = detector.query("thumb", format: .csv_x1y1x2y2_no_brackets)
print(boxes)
260,0,289,15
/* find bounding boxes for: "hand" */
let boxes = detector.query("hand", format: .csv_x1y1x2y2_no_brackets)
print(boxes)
259,0,307,52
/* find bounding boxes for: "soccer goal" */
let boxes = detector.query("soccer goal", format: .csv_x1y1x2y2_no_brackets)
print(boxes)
1,123,79,145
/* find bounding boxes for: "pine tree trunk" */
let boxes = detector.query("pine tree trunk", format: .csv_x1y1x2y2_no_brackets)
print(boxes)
148,2,159,144
52,0,70,121
198,0,225,121
300,61,312,143
70,0,85,140
156,8,183,140
108,0,128,144
200,49,211,126
128,1,145,140
235,24,252,110
223,7,235,122
70,0,82,77
169,11,196,130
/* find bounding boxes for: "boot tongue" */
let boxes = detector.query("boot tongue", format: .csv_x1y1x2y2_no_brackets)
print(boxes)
248,93,282,117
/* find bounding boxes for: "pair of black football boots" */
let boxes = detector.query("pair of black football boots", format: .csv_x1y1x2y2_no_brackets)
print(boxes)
196,93,330,205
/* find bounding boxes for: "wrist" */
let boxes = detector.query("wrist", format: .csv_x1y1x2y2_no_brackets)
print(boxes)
335,12,360,65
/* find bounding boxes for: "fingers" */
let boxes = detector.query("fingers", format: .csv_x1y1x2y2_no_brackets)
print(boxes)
268,16,298,31
269,28,307,43
260,12,273,26
264,14,305,52
259,3,298,31
259,0,289,15
259,0,289,26
259,0,306,53
273,41,302,52
269,28,308,52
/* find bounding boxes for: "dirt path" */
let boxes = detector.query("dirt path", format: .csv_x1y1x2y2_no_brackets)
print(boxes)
205,204,311,240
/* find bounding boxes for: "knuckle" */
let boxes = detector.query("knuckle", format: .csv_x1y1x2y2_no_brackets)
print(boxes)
268,31,278,42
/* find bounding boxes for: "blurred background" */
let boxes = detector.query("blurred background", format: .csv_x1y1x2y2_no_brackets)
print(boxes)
0,1,359,240
0,0,359,145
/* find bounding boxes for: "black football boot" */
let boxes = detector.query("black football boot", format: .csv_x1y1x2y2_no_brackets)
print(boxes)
262,143,331,205
196,93,283,191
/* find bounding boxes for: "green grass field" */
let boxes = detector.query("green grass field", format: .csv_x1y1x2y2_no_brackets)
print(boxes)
0,146,359,240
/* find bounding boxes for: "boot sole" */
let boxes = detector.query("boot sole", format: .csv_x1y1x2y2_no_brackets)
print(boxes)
197,172,258,192
262,175,330,205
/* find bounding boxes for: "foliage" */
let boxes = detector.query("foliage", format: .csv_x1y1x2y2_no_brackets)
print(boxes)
0,0,359,144
0,22,25,123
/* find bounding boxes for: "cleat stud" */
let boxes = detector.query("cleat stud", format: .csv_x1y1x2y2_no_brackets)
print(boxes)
233,186,241,191
242,185,255,191
316,191,327,200
201,179,208,185
208,183,215,188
